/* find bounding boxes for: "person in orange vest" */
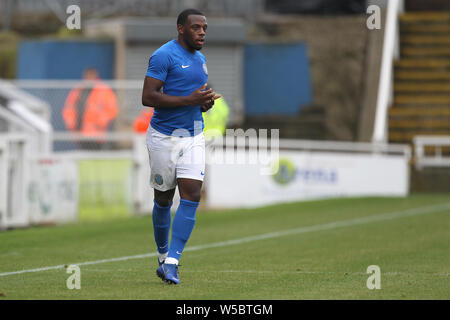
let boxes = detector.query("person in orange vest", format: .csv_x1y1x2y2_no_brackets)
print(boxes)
133,108,154,134
62,67,119,149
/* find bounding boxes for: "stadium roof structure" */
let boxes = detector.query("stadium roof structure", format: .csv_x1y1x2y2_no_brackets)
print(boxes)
84,17,247,44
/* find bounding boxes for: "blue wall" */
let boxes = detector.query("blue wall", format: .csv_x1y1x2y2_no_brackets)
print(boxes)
244,43,312,115
17,40,114,79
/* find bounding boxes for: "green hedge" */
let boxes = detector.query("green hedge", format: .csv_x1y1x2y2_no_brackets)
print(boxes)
0,32,19,79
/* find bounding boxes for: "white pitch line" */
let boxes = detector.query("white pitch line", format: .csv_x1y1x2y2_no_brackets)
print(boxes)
1,201,449,278
185,270,448,276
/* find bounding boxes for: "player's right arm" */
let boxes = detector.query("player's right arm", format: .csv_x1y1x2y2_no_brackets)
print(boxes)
142,77,219,108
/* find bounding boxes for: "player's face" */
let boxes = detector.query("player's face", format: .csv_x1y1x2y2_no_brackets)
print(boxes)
182,15,207,51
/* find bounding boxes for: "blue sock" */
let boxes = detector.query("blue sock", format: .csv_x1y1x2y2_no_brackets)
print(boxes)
152,200,172,254
168,199,199,261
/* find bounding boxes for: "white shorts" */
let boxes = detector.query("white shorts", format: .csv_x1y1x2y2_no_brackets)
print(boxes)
146,126,205,191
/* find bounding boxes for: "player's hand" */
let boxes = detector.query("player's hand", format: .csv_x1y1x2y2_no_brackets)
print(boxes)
188,83,221,106
201,91,221,112
201,104,211,112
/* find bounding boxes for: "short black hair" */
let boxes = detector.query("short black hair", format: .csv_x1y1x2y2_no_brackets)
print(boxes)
177,8,205,26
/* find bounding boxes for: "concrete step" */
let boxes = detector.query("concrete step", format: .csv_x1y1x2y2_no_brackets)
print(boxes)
402,46,450,58
401,35,450,45
395,71,450,81
388,118,450,129
400,24,450,34
400,11,450,23
388,106,450,116
406,0,450,12
389,130,450,142
394,95,450,105
394,59,450,69
394,83,450,93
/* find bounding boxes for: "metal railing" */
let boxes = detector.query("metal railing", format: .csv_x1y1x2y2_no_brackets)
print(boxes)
210,134,411,156
0,134,30,230
413,135,450,170
0,131,150,230
372,0,404,143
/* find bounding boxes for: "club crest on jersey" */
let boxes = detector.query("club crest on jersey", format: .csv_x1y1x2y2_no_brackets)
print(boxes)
154,174,163,185
202,63,208,75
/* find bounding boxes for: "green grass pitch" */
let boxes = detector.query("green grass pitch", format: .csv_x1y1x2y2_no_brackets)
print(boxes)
0,194,449,299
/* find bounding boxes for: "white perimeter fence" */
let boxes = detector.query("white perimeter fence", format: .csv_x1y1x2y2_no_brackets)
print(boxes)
0,130,412,230
0,79,413,230
413,136,450,170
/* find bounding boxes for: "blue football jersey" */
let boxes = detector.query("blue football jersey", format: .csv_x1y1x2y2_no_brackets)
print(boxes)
146,39,208,136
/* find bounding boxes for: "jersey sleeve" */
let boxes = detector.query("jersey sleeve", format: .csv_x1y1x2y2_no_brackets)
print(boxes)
146,50,171,82
199,52,206,62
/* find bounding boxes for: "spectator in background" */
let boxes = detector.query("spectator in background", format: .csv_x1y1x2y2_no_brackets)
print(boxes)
62,67,119,149
202,84,229,139
133,108,154,134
